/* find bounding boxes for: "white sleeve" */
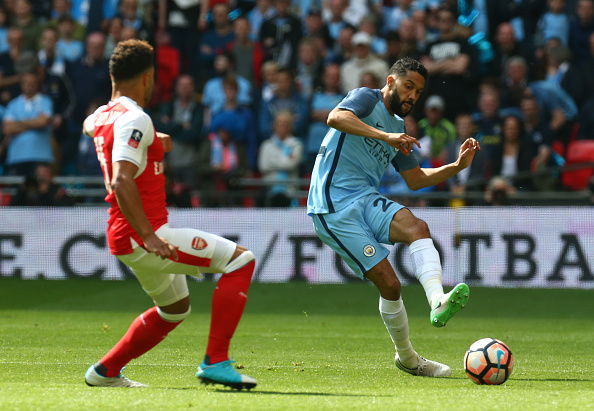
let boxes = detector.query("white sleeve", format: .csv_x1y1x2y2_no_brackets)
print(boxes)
112,111,155,167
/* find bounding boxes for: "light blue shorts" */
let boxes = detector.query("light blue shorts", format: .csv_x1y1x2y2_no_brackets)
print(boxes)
311,193,405,279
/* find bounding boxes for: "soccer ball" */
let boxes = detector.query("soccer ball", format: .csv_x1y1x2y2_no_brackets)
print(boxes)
464,338,513,385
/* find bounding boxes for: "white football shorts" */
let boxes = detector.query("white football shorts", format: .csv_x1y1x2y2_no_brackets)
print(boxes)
116,223,236,306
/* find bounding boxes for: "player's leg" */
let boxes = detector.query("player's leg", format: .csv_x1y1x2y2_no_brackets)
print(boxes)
364,260,450,377
148,225,257,389
85,260,192,387
196,244,257,390
388,208,469,327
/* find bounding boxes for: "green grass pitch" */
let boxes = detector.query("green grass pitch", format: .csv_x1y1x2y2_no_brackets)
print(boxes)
1,279,593,410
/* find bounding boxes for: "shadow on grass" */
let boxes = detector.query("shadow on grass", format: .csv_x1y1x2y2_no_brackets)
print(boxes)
215,389,391,397
511,378,593,382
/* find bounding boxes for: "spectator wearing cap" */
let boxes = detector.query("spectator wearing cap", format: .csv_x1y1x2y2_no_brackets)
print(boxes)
358,14,386,56
1,69,53,177
339,31,388,94
417,95,456,165
197,110,249,207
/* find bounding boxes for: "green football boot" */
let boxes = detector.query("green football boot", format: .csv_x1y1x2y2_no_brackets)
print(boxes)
430,283,469,327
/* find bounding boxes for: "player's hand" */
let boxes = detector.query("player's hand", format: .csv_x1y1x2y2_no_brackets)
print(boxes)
157,132,173,152
457,138,481,169
144,234,179,261
385,133,421,155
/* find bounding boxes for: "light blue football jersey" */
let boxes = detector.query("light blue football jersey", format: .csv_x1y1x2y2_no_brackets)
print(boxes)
307,88,419,215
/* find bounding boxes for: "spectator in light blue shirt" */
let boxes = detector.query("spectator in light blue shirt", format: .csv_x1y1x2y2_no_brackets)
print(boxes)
536,0,571,46
2,71,54,176
56,14,84,62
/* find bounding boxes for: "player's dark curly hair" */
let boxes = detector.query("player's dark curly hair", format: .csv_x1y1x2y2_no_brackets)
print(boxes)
109,39,154,81
389,57,428,80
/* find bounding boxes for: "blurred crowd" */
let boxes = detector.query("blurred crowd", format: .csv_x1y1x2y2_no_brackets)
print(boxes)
0,0,593,207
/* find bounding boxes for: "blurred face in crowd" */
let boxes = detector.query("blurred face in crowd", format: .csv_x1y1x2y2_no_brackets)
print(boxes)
520,97,539,124
338,27,354,50
589,32,594,55
329,0,346,20
479,92,499,119
214,54,231,75
41,28,57,52
404,114,418,137
425,104,443,127
213,3,230,28
273,112,293,140
256,0,271,12
274,0,291,17
223,83,238,103
21,72,39,98
455,114,474,140
323,64,340,92
120,0,138,20
306,12,323,33
58,19,75,38
503,116,521,143
397,0,414,10
233,18,250,42
577,0,594,24
437,9,456,35
387,70,425,117
399,19,415,43
262,62,278,84
109,17,124,42
8,28,24,50
496,23,515,48
298,41,318,66
276,71,293,96
360,72,380,89
121,27,137,41
14,0,32,19
86,33,106,62
53,0,69,14
359,18,376,36
548,0,565,13
176,75,195,101
354,43,370,59
507,60,526,85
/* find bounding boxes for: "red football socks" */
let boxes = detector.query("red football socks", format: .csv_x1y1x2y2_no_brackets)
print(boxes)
205,260,255,364
99,306,182,377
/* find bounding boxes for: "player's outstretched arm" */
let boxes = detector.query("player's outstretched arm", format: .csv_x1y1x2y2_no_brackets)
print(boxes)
400,138,480,190
327,108,420,154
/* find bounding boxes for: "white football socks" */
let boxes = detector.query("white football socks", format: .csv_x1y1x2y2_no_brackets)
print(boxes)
379,296,417,368
409,238,444,308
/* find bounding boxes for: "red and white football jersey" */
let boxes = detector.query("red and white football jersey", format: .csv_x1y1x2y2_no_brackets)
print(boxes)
88,96,168,255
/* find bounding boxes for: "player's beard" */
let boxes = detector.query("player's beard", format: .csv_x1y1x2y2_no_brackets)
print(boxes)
389,91,414,118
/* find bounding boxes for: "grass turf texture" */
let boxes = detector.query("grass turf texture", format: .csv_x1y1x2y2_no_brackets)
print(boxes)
1,279,593,410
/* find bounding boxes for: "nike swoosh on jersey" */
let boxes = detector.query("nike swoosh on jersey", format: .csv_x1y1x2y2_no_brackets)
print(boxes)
376,122,384,128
